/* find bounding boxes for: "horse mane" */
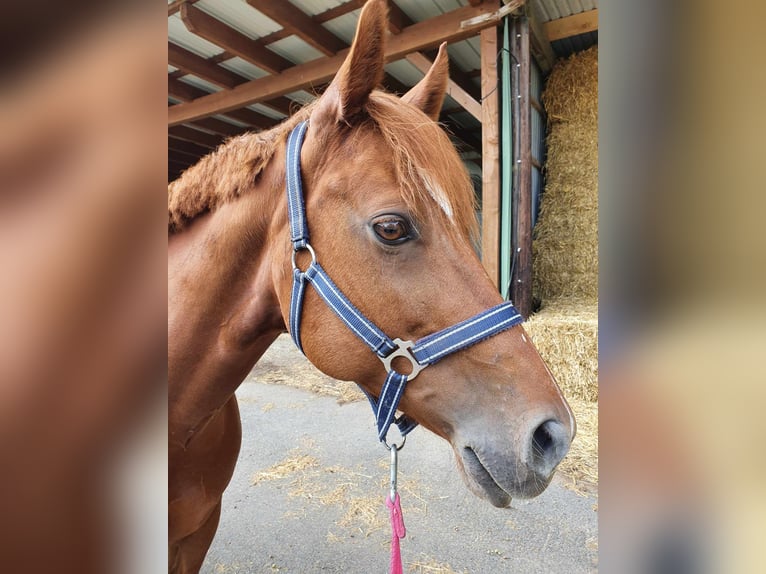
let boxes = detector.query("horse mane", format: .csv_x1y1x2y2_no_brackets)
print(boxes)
168,92,477,242
167,107,312,234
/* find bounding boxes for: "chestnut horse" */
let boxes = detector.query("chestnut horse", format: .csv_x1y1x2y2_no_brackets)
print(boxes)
168,1,574,571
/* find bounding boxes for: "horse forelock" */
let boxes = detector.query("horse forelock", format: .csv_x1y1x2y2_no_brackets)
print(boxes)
364,92,478,244
168,92,476,243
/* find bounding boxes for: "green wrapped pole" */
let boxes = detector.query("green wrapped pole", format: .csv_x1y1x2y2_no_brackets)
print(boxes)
499,18,514,300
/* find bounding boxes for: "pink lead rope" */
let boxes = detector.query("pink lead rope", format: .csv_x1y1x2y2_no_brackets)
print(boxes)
386,492,406,574
386,442,406,574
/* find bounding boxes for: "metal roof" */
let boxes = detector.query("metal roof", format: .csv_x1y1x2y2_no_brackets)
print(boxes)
168,0,598,180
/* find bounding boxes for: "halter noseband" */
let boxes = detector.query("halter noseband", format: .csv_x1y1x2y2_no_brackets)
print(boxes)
285,120,524,442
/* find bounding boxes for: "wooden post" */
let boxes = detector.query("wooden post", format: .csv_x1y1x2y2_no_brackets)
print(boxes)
510,17,533,318
480,25,500,289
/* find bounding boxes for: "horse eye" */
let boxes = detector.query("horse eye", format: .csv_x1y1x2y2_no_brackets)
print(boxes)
372,216,410,244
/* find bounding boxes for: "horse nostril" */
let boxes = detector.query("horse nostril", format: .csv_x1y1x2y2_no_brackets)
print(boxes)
529,419,570,477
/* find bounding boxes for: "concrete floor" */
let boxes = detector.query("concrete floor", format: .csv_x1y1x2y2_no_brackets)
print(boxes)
202,337,598,574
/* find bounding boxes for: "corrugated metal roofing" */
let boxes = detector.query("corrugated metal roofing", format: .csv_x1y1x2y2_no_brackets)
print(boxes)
195,0,282,38
533,0,597,21
218,57,268,80
531,0,598,58
168,0,597,180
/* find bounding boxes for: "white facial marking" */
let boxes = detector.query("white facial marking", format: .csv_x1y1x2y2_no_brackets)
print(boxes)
419,169,453,220
521,333,528,343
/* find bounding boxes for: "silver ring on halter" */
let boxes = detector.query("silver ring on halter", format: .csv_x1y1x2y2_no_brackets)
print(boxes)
380,338,425,381
291,243,317,272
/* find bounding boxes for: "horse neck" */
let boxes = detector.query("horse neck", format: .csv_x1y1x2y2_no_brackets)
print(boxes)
168,154,290,426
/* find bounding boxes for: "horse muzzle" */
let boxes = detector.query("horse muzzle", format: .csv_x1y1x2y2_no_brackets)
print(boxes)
454,416,572,508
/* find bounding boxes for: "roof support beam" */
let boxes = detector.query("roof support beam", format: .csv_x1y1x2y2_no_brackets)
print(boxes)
168,125,224,149
528,10,555,73
245,0,346,56
405,52,482,121
220,108,279,130
169,1,504,126
167,42,243,89
168,0,199,17
168,77,208,102
509,17,533,318
168,73,293,122
169,137,209,159
480,26,500,289
385,0,414,34
306,1,410,35
189,117,247,138
181,4,292,74
544,9,598,41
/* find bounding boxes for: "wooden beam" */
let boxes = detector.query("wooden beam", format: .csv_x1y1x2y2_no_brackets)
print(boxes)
382,73,410,96
168,77,209,102
167,42,244,89
168,0,199,17
169,69,294,119
480,26,500,289
406,52,482,121
169,1,503,125
169,137,210,159
509,17,533,318
544,9,598,42
246,0,346,56
422,46,481,101
441,117,481,154
168,125,224,149
220,108,279,130
190,117,247,138
258,97,295,117
312,0,409,35
181,4,292,74
315,0,365,23
169,157,195,170
385,0,414,34
528,9,555,73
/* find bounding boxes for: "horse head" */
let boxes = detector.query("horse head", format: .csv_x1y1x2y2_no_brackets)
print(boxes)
270,0,575,507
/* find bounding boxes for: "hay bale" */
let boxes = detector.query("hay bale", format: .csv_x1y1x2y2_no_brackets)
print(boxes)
542,45,598,126
524,299,598,402
533,46,598,302
529,45,599,492
556,396,598,494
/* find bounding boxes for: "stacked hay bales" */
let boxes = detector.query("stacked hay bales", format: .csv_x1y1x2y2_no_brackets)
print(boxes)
525,46,598,491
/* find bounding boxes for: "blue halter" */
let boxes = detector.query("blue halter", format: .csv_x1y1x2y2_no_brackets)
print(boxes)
285,120,524,442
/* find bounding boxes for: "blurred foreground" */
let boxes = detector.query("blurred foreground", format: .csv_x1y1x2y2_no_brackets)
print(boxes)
0,3,166,573
600,1,766,572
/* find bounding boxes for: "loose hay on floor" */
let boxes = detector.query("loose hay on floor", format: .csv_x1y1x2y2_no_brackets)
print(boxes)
251,451,319,485
256,365,365,405
408,556,468,574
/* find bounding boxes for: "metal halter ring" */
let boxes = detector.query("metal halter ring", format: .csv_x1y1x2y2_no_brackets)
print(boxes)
383,432,406,452
291,243,316,272
380,338,425,381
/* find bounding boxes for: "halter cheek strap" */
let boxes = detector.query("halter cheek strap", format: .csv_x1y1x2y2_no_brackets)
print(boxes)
285,120,524,442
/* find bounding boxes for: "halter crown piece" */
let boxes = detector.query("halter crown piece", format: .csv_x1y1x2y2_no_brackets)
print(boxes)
285,121,524,442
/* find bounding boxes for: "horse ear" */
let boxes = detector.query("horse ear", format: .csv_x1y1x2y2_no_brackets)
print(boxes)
401,43,449,121
313,0,387,126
